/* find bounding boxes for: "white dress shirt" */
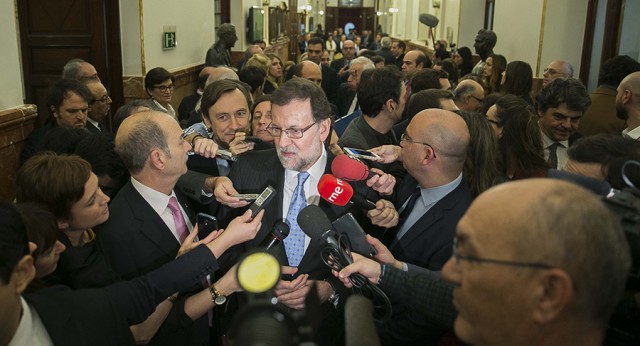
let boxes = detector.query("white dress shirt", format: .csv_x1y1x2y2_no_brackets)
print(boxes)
541,131,569,169
8,297,53,346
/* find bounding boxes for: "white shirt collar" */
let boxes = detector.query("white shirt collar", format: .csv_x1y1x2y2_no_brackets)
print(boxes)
540,131,568,148
8,297,53,346
131,176,177,215
86,117,100,129
622,126,640,140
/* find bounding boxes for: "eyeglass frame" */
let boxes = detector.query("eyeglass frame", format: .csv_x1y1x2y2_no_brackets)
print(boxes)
469,95,484,105
94,94,111,104
400,132,437,158
484,115,502,127
543,68,569,77
266,121,318,139
153,84,175,93
452,236,553,270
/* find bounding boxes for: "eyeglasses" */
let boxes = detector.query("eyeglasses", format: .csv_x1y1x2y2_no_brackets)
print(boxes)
94,95,111,104
153,85,174,92
266,121,317,139
400,132,437,158
469,95,484,104
452,237,553,270
543,68,568,77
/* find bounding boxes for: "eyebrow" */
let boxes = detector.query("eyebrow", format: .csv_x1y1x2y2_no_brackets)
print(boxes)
85,185,99,207
455,229,478,254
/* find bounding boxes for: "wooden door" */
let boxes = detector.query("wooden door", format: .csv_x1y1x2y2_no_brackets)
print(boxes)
17,0,123,128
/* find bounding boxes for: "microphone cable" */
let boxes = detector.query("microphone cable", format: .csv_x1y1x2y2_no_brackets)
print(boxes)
320,233,392,322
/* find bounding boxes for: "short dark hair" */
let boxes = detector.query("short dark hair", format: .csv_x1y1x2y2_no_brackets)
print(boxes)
598,55,640,87
394,40,406,52
405,89,454,119
414,50,432,69
271,78,331,122
201,79,253,119
40,127,90,155
0,202,29,284
410,69,441,93
75,133,129,197
144,67,175,92
370,55,385,65
47,79,94,116
535,78,591,114
308,37,324,49
358,66,404,118
112,100,149,134
251,94,271,115
16,152,92,221
238,66,267,93
439,59,459,83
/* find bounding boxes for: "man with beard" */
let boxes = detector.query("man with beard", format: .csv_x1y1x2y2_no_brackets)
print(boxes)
212,78,397,345
535,78,591,170
616,71,640,139
471,29,497,75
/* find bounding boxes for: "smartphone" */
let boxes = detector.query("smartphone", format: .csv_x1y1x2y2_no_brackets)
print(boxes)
332,213,377,257
197,213,218,239
343,147,381,162
244,136,264,144
230,194,260,201
249,185,277,219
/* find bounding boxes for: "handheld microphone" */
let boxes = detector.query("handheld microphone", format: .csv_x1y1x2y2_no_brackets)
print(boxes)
297,205,352,265
331,155,379,181
318,174,377,210
216,148,238,162
259,221,290,251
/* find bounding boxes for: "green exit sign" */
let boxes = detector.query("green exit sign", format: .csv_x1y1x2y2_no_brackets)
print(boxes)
163,26,177,50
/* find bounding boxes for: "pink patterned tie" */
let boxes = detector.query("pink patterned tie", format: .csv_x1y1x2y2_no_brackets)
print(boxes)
167,197,188,243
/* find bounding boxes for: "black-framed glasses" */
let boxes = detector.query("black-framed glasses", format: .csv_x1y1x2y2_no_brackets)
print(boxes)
400,132,437,158
94,95,111,104
266,121,318,139
469,95,484,104
452,237,553,270
153,85,174,92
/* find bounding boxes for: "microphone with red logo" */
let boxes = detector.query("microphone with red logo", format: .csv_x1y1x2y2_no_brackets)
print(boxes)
318,174,377,210
331,155,380,181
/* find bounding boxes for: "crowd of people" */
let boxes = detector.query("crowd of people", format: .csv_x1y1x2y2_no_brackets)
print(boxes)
2,23,640,346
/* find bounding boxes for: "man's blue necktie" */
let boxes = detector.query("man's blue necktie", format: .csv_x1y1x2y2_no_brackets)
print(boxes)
284,172,310,267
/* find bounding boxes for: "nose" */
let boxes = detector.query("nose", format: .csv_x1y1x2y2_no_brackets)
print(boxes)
107,96,112,104
277,133,292,147
441,256,461,285
229,116,240,131
99,188,111,205
560,117,572,128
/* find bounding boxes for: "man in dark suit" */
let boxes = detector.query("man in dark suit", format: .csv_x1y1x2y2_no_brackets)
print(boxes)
213,78,396,345
391,40,406,70
178,67,216,128
331,40,357,83
334,56,375,119
374,108,471,345
304,37,340,105
85,79,111,133
375,37,396,66
98,111,234,345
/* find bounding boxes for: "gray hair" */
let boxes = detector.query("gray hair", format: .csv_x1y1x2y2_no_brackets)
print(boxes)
350,56,375,70
61,58,86,80
381,36,392,49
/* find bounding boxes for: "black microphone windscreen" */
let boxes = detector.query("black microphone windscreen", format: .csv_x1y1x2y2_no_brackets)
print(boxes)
419,13,439,27
273,221,290,239
345,295,381,346
297,205,333,240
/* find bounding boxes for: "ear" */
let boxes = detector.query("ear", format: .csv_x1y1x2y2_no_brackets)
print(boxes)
145,88,153,97
385,99,395,111
497,127,504,139
11,255,36,295
149,149,165,170
28,241,37,255
51,106,58,119
622,89,633,105
57,219,70,230
531,269,574,324
318,118,331,142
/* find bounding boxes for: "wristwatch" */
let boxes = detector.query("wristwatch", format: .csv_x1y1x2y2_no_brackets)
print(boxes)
209,285,227,305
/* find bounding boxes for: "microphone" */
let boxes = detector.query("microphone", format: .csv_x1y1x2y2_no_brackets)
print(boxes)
259,221,290,251
297,205,352,265
318,174,377,210
345,295,381,346
419,13,439,27
331,155,378,181
216,148,238,162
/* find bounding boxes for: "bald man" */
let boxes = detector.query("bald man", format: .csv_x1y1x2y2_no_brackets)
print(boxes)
617,71,640,139
454,79,485,112
542,60,574,87
336,179,630,346
293,60,323,87
376,109,472,345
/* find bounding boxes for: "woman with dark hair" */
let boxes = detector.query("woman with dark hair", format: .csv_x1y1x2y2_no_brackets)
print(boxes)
501,60,534,106
453,47,474,77
435,58,460,87
457,111,503,196
486,94,548,179
483,54,507,95
143,67,176,119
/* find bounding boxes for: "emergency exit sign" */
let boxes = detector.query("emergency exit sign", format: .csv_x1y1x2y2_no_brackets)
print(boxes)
163,26,176,50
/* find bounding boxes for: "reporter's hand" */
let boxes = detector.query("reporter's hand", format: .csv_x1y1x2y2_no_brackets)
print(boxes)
333,253,381,288
219,209,264,246
213,177,251,208
366,168,396,196
214,263,241,295
176,226,222,258
367,235,403,270
274,266,310,310
229,132,255,156
367,200,399,228
370,145,402,164
192,137,219,158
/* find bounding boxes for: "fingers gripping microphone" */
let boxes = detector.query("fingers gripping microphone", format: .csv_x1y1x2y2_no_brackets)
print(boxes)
297,205,352,265
318,174,377,210
331,155,378,181
260,221,290,251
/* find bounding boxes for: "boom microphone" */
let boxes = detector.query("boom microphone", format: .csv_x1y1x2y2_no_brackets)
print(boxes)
318,174,377,210
332,155,378,181
419,13,439,28
259,221,290,251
